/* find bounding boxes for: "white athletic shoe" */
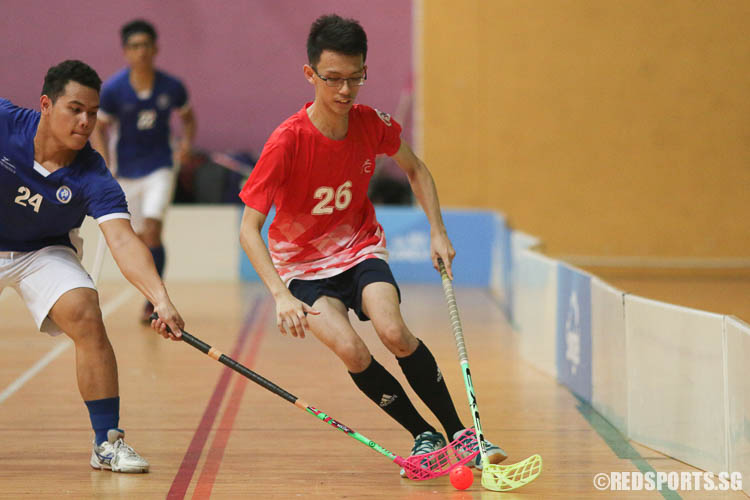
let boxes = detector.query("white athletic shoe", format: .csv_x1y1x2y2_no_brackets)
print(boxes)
453,429,508,470
90,429,149,473
399,430,447,477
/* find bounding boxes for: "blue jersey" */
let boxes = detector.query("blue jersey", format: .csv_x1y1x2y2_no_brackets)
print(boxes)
0,99,129,253
99,68,188,178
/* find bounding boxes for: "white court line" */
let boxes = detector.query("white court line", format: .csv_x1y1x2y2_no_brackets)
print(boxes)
0,287,136,405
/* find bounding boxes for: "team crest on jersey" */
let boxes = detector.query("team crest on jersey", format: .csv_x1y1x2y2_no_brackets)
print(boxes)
374,109,392,127
157,93,171,110
56,186,72,204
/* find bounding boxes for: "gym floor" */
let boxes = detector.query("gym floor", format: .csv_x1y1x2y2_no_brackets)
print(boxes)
0,280,745,498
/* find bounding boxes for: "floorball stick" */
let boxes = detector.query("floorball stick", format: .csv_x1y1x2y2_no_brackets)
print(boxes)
150,315,478,480
437,259,542,491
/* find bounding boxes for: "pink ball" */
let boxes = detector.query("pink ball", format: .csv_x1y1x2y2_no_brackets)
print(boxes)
450,465,474,490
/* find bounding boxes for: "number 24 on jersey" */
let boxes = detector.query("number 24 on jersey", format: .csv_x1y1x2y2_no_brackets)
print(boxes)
14,186,43,213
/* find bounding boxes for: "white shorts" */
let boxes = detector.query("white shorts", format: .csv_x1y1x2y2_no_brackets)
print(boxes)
0,246,96,336
118,167,176,233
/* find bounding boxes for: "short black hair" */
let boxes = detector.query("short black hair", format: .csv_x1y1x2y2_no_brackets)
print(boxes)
41,60,102,102
307,14,367,66
121,18,157,46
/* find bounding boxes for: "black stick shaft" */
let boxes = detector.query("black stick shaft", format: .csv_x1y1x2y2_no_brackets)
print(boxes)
150,315,411,470
185,330,298,404
180,330,211,354
158,321,299,404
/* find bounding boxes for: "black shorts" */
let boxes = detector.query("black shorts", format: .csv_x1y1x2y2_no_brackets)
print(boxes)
288,258,401,321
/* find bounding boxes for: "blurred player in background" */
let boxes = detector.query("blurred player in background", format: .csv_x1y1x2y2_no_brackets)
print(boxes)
92,19,196,324
0,60,185,472
239,14,507,476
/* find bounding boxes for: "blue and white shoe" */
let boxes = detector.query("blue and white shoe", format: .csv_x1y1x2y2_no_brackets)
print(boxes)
90,429,149,473
399,430,447,477
453,429,507,469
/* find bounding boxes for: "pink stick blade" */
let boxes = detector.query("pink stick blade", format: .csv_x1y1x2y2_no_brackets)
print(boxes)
393,456,434,481
401,428,480,480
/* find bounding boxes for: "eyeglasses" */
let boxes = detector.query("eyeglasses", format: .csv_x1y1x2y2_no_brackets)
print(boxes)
125,41,154,50
312,67,367,88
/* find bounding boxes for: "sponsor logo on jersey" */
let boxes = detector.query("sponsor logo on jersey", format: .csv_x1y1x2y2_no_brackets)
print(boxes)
157,93,170,110
56,185,72,204
374,109,392,126
1,155,16,174
361,158,373,174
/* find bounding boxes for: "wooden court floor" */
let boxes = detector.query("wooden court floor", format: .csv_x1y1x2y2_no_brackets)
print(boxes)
0,281,745,499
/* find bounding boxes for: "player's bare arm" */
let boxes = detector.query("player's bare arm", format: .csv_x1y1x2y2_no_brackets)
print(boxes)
177,106,196,164
391,140,456,279
90,118,111,169
239,207,319,338
98,217,184,338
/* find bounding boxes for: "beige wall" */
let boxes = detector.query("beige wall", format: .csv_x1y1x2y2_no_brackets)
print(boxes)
420,0,749,257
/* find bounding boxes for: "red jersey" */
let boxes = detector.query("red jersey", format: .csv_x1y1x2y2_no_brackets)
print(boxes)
239,103,403,284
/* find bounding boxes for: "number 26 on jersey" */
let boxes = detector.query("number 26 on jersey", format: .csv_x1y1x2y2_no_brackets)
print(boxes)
312,181,352,215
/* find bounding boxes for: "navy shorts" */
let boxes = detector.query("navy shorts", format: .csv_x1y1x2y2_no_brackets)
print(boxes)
288,258,401,321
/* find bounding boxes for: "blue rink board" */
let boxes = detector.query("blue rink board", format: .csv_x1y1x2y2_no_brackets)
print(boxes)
239,206,502,286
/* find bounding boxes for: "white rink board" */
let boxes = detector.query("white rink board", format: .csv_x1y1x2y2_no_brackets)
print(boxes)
79,205,240,283
725,316,750,495
513,249,558,377
591,278,628,435
626,295,726,472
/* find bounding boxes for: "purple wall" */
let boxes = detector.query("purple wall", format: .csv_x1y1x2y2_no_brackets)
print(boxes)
1,0,412,154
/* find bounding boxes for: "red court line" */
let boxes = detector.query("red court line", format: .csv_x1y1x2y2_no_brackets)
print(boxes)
191,301,272,499
167,298,264,500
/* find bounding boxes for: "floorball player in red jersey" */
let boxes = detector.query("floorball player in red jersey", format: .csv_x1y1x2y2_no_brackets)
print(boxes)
238,14,507,476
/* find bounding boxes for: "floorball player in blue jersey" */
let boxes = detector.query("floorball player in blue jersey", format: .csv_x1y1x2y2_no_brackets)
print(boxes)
0,60,184,472
91,19,196,324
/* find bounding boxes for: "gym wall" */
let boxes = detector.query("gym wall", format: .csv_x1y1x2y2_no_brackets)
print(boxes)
418,0,750,258
1,0,412,154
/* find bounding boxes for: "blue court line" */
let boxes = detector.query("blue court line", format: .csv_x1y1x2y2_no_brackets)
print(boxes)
574,395,682,500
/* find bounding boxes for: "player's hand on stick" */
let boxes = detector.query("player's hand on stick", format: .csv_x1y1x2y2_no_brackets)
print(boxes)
150,300,184,341
430,230,456,280
275,291,319,339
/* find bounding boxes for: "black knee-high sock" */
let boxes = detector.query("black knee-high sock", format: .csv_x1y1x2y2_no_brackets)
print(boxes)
349,357,435,438
398,340,464,438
